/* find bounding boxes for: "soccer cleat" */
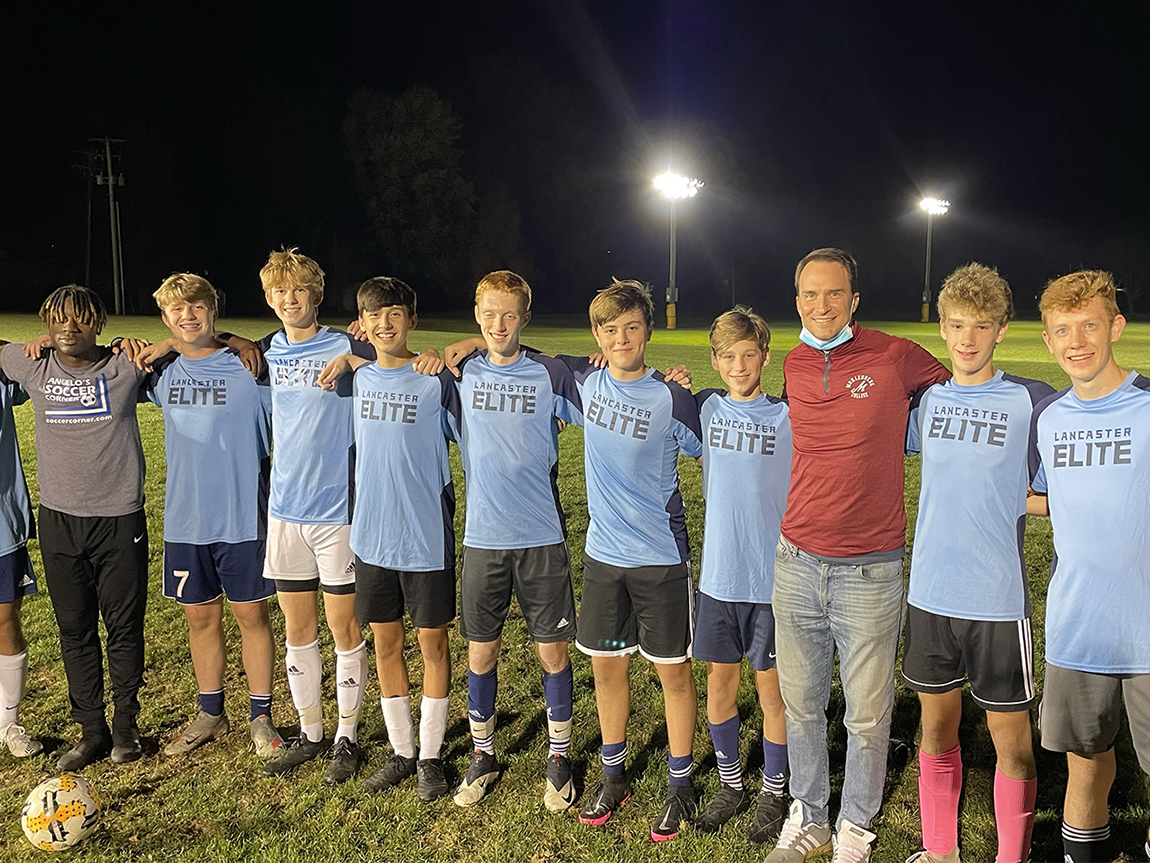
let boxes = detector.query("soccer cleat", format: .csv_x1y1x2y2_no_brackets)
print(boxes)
417,758,450,802
261,735,327,776
4,723,43,757
764,800,833,862
748,791,789,845
249,715,283,758
905,849,961,863
832,819,877,863
56,735,112,771
324,737,359,784
543,754,576,811
694,783,752,833
651,785,697,841
164,711,231,756
111,729,143,764
363,752,417,793
578,775,631,825
453,749,499,807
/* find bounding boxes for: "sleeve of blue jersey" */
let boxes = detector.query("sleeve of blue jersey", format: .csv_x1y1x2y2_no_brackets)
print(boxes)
348,332,376,361
555,353,596,384
1028,389,1066,491
906,401,923,456
531,354,584,425
438,369,462,442
693,387,723,412
666,378,703,457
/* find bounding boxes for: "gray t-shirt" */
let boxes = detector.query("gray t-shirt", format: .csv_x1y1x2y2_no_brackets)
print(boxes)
0,344,147,517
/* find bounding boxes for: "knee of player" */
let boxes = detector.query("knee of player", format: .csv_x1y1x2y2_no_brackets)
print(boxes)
416,627,449,663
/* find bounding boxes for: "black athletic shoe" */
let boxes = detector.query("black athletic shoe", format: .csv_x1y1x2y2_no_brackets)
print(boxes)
748,791,789,845
694,784,752,833
417,758,450,802
111,729,143,764
262,735,327,777
364,752,417,793
56,735,112,771
578,775,631,826
324,737,359,785
651,785,697,842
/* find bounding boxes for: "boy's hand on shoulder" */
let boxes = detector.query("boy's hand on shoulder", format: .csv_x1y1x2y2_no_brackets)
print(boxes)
131,338,173,371
22,334,52,358
217,333,262,378
347,319,369,341
588,352,607,369
412,350,444,376
664,364,692,389
318,354,355,391
444,337,485,378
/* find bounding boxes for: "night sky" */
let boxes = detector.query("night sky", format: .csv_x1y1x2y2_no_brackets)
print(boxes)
5,1,1149,321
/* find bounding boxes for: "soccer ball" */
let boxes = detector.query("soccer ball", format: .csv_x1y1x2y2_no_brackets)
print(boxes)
21,773,101,851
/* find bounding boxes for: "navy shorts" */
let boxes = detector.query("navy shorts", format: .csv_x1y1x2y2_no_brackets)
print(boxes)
163,540,273,605
0,546,37,604
692,592,776,671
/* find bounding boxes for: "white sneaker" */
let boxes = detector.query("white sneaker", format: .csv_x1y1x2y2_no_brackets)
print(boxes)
833,819,877,863
906,848,961,863
4,723,43,757
765,799,833,862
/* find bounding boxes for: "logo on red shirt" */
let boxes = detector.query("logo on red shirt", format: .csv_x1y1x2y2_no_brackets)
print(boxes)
845,374,875,399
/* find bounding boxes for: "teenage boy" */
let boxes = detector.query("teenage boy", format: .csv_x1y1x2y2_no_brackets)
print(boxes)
256,247,374,784
692,306,792,843
0,285,149,769
561,280,703,842
143,274,282,759
1030,270,1150,863
447,270,582,811
901,265,1052,863
0,364,40,757
316,276,459,802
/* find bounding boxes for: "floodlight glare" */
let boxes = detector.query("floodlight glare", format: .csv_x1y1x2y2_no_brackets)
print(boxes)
919,197,950,216
654,171,703,199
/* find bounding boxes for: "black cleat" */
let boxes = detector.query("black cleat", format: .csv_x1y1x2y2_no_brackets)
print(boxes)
695,784,752,833
111,729,143,764
324,737,359,785
417,758,450,801
56,735,112,771
651,785,697,842
364,752,417,793
748,791,789,845
262,735,327,777
578,775,631,826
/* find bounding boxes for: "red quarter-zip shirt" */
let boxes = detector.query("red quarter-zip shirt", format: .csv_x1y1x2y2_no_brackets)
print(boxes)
780,323,950,558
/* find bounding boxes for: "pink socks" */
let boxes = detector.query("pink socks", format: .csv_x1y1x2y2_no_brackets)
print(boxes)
994,767,1036,863
918,745,963,855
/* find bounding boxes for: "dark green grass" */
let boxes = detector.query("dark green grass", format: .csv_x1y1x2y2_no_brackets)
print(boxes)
1,313,1148,860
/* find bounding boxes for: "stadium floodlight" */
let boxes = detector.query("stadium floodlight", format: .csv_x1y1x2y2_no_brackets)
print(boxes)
919,197,951,322
654,172,704,329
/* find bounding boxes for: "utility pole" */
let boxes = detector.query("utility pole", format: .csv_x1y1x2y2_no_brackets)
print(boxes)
91,137,126,314
71,150,101,286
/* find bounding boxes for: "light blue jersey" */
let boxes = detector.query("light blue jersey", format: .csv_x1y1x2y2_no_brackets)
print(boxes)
564,360,703,567
697,389,792,603
146,350,272,544
1030,371,1150,674
0,372,33,556
455,349,582,550
351,363,461,571
259,327,374,525
908,371,1054,620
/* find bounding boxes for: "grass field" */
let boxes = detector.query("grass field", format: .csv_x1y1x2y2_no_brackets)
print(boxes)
1,312,1148,862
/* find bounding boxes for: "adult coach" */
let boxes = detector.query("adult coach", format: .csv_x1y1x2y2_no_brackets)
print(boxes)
767,249,950,863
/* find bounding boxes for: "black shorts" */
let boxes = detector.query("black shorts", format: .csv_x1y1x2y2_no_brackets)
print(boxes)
459,543,576,643
575,556,693,664
354,556,455,628
901,604,1036,712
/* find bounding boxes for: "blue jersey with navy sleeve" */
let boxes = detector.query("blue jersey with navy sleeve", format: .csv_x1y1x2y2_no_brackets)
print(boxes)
908,371,1054,620
1029,371,1150,674
147,350,272,544
0,372,33,556
564,359,703,567
260,327,374,525
456,349,582,550
697,389,791,603
350,363,460,571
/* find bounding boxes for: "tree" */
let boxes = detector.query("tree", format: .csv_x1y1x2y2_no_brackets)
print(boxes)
344,86,476,305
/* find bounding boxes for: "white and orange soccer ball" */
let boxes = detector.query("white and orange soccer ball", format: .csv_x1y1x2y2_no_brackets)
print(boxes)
21,773,101,851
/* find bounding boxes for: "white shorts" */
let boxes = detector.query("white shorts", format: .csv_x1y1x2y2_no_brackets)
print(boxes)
263,517,355,588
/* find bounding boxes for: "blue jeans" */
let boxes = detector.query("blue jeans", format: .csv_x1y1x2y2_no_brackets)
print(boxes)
772,536,905,829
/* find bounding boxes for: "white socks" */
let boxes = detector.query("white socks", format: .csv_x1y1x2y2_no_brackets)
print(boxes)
419,695,449,761
334,641,367,744
285,640,323,742
380,694,450,760
0,650,28,730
